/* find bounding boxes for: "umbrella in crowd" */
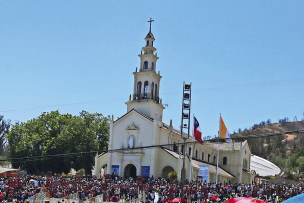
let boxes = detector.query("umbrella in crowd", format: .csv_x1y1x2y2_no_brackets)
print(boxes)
282,193,304,203
169,197,187,202
224,197,268,203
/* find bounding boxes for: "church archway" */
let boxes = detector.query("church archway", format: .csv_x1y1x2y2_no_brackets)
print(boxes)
124,164,137,178
162,166,175,179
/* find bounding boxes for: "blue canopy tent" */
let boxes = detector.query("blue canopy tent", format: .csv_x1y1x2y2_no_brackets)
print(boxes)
283,193,304,203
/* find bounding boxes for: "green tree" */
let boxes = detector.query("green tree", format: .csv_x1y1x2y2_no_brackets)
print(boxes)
0,116,10,155
286,146,304,172
7,111,71,173
78,111,110,151
7,110,109,174
59,113,101,175
296,156,304,172
269,153,286,169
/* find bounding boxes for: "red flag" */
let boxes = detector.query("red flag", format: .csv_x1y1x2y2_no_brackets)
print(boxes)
194,116,203,145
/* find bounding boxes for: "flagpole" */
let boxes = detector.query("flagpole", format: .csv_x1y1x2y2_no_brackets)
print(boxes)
189,114,194,182
216,114,221,184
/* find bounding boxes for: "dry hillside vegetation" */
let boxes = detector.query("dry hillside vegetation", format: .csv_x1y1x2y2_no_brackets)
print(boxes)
231,121,304,169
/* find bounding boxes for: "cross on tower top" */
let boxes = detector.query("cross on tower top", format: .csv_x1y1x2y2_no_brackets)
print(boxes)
147,18,154,31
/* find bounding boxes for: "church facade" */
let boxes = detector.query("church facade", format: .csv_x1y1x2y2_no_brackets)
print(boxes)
94,25,253,184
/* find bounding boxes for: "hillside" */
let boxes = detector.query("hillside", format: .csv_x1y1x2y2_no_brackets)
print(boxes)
231,121,304,170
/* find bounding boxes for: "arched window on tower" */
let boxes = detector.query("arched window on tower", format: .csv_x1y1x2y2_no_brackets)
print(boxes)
223,157,227,165
208,154,210,162
151,62,154,70
195,150,198,158
144,81,149,98
151,82,154,99
137,81,142,98
146,40,149,46
143,61,148,69
213,156,216,164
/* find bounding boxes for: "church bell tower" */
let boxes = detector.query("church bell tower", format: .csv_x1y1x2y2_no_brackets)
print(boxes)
126,18,165,121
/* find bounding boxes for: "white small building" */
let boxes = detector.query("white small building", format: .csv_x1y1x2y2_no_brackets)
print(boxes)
94,24,254,183
206,141,252,183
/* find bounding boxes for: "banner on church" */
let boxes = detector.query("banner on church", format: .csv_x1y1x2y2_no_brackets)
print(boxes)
111,165,119,176
198,165,209,183
141,166,150,177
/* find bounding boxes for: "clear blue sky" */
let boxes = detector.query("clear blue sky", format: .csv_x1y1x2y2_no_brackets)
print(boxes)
1,1,304,137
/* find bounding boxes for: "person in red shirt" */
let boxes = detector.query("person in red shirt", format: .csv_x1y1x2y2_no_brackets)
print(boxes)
185,187,189,194
7,192,13,202
0,191,3,202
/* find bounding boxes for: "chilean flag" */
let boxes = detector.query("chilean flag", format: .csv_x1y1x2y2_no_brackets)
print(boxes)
194,116,203,145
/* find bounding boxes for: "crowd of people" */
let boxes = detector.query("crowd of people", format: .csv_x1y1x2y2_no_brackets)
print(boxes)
0,174,303,203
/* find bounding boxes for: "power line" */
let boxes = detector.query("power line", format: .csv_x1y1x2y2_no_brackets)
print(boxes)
2,129,304,163
0,98,125,113
1,78,303,113
1,142,184,163
231,129,304,139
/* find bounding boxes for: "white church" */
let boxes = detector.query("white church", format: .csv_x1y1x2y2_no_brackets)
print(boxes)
94,23,258,184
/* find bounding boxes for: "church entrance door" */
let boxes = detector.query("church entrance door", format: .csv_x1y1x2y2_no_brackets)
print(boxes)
124,164,136,178
162,166,175,179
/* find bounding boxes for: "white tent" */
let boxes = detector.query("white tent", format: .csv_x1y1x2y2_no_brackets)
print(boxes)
0,167,19,174
250,155,281,177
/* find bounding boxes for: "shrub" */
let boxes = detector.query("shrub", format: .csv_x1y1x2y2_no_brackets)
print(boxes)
168,171,178,180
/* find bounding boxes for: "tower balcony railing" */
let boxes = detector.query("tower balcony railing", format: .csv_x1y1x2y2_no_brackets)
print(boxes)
140,68,155,72
132,93,160,103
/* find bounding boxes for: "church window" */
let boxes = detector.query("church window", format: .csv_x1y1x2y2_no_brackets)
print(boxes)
155,84,158,98
202,152,204,161
151,82,154,99
181,145,184,155
223,157,227,165
146,40,149,46
208,154,210,162
188,147,191,155
143,61,148,69
213,156,216,164
137,82,142,97
195,150,198,158
144,81,149,97
152,41,153,46
173,142,178,152
151,62,154,70
243,159,248,169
